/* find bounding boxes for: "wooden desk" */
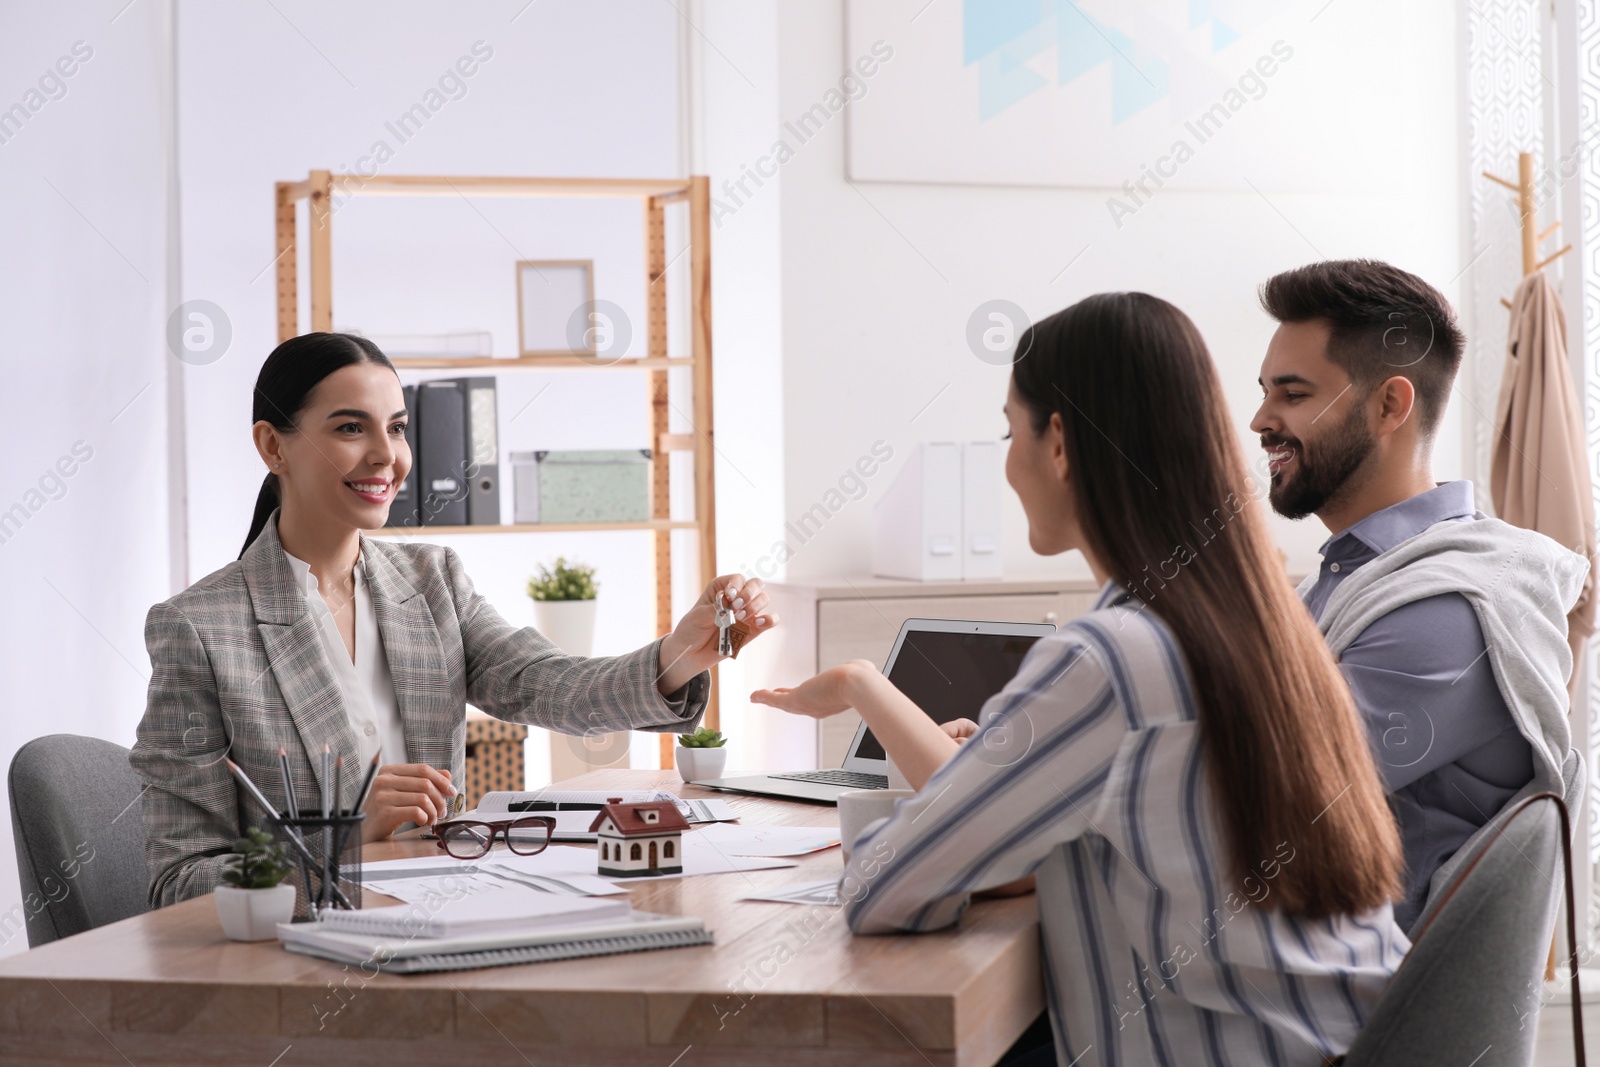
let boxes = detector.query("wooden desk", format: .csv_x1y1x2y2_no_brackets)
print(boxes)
0,770,1044,1066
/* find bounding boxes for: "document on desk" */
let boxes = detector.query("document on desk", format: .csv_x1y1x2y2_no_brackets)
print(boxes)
478,789,739,826
491,843,797,882
689,822,841,857
360,843,796,898
740,879,843,906
358,854,625,901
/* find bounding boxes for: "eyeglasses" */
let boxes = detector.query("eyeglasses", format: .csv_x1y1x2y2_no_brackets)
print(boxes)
435,816,556,860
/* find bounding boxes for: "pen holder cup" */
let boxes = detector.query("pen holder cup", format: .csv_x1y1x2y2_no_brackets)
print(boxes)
272,811,364,921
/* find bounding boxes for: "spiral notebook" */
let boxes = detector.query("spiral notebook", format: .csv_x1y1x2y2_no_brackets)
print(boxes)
318,889,629,938
277,909,710,974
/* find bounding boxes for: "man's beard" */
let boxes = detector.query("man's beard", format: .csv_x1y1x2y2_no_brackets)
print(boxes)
1265,402,1376,520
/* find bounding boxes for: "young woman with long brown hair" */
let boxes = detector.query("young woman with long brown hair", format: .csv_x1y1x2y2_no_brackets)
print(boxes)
753,293,1406,1065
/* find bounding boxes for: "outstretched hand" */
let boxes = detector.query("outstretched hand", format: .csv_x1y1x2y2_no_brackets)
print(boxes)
750,661,875,718
656,574,780,696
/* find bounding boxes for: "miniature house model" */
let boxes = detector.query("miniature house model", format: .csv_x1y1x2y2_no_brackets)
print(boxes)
590,797,691,877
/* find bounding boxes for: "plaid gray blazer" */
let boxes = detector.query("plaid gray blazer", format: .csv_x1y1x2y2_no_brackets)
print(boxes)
130,510,708,907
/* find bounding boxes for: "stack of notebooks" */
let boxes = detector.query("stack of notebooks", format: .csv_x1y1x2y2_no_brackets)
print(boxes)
277,889,711,974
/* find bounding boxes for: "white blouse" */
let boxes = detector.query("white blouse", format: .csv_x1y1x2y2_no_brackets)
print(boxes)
282,547,409,769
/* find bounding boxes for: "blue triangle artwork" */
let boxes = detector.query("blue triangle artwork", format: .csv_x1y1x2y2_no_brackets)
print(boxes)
963,0,1245,124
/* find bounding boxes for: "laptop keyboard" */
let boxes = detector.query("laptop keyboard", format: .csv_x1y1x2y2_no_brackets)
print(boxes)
768,769,889,789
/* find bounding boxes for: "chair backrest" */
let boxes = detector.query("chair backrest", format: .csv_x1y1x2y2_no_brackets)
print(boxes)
1340,793,1583,1067
8,734,150,947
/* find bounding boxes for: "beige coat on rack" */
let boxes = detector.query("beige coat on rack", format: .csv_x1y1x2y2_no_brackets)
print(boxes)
1483,150,1592,985
1491,271,1597,660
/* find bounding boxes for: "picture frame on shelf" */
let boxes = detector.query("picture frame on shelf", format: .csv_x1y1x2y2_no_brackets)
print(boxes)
516,259,594,358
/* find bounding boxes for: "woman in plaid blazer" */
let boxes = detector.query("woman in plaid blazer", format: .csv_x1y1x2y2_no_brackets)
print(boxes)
131,333,774,907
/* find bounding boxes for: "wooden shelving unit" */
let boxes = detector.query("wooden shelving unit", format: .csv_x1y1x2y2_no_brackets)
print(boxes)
272,172,720,755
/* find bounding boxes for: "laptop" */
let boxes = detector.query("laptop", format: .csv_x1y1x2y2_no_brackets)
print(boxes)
697,617,1056,803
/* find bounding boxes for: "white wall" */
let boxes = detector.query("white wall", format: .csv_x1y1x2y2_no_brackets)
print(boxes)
701,0,1463,589
681,0,788,774
0,0,173,957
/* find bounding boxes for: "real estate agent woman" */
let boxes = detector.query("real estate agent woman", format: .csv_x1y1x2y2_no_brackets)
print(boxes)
131,332,775,907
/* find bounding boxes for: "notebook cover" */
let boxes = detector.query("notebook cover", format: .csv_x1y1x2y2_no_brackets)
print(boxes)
282,923,713,974
277,908,706,967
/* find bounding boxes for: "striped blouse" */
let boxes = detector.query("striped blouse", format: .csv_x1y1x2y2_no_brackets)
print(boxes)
841,583,1409,1066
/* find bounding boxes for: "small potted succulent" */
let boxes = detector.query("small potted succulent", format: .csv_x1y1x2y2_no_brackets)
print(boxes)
214,827,297,941
674,727,728,782
528,557,599,656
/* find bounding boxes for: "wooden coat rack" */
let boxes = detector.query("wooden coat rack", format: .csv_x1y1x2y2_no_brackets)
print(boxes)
1484,155,1580,989
1483,152,1573,307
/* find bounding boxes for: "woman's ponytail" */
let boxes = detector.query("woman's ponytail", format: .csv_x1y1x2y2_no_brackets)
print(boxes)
239,472,281,559
238,332,395,561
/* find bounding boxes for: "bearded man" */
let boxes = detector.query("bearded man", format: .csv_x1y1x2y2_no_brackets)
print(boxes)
1251,259,1586,931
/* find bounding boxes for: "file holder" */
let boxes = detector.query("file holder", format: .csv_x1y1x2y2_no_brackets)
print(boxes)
272,811,364,921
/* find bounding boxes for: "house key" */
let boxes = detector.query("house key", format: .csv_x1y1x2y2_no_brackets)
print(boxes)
714,591,736,657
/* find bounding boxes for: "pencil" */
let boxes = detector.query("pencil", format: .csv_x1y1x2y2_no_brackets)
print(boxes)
278,747,313,914
354,751,381,815
319,744,332,911
277,747,298,819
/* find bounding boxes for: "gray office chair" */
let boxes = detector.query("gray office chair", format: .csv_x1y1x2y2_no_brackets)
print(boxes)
1337,792,1585,1067
8,734,150,946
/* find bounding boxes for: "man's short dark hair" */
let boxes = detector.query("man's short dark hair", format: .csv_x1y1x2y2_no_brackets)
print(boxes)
1259,259,1465,436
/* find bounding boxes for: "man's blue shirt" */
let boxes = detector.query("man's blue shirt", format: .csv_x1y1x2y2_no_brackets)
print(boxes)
1302,481,1534,930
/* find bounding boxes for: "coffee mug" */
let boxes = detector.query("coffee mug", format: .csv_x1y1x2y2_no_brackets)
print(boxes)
837,788,914,864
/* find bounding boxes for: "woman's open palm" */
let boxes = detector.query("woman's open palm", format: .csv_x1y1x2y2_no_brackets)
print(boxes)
751,661,874,719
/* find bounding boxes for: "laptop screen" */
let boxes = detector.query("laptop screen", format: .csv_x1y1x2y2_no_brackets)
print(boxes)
852,629,1045,762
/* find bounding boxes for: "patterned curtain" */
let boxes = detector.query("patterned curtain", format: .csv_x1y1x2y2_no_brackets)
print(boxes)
1576,0,1600,948
1464,1,1545,497
1471,0,1600,948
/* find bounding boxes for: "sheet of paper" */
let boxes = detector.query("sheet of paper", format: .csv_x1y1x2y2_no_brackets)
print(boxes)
474,792,739,824
488,843,797,883
478,789,676,811
361,872,522,904
358,856,627,901
689,822,840,857
481,864,626,897
359,853,484,877
740,879,842,906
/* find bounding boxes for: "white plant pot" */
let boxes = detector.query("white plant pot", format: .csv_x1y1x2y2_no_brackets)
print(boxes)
215,883,297,941
674,745,727,783
533,598,598,656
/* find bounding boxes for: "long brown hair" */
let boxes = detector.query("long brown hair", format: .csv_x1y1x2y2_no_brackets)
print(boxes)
1012,292,1402,919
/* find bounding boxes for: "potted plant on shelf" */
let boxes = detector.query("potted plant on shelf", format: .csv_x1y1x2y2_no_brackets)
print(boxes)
528,557,599,656
214,827,297,941
675,727,728,782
